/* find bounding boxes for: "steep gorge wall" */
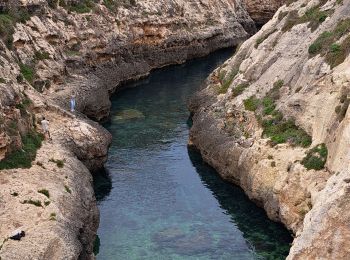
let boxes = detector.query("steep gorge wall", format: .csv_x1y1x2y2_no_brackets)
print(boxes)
189,0,350,258
0,0,275,259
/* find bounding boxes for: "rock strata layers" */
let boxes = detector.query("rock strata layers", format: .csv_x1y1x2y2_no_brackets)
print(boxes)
0,0,262,259
189,0,350,258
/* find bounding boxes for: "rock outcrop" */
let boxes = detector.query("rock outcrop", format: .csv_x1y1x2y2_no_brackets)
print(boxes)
243,0,287,26
189,0,350,258
0,0,262,259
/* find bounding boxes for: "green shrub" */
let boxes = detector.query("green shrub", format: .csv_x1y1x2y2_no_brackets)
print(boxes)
308,19,350,68
61,0,96,13
232,82,249,97
301,143,328,170
34,51,50,61
248,80,312,148
0,77,6,83
44,201,51,206
0,132,44,170
38,189,50,198
22,199,42,207
244,96,260,111
64,185,72,194
218,69,238,94
49,212,56,220
19,63,35,83
282,4,331,32
49,158,65,168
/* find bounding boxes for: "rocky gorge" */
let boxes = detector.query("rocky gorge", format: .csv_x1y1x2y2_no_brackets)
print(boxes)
0,0,282,259
1,0,348,259
189,0,350,259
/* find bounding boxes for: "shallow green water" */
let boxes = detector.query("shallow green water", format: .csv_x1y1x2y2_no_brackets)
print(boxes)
94,49,292,260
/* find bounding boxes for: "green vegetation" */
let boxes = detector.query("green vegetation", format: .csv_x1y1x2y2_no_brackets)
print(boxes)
44,201,51,206
38,189,50,198
232,82,249,97
0,77,6,84
243,80,311,147
0,132,44,170
50,213,56,221
244,96,260,111
19,63,35,84
34,51,50,61
49,158,65,168
335,88,350,121
282,3,331,33
0,8,33,49
22,199,42,207
103,0,137,10
301,143,328,170
308,19,350,68
64,185,72,194
60,0,96,13
218,69,238,94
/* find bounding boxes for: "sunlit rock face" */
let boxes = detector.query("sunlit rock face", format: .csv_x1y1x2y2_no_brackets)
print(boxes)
0,0,262,259
189,0,350,259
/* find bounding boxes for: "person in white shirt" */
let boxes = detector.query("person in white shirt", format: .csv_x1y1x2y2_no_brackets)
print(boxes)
41,117,51,140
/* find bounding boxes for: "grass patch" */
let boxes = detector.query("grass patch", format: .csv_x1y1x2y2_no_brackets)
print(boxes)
282,4,331,33
64,185,72,194
218,69,238,94
301,143,328,170
22,199,42,207
38,189,50,198
244,96,260,111
34,51,50,61
49,158,65,168
60,0,96,13
49,213,56,220
232,82,249,97
245,81,311,147
0,131,44,170
19,63,35,84
308,19,350,68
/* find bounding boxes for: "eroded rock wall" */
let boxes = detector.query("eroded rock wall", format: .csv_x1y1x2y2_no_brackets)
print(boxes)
189,0,350,258
0,0,259,259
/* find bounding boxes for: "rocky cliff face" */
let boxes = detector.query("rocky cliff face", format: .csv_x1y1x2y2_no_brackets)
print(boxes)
0,0,265,259
189,0,350,258
243,0,287,26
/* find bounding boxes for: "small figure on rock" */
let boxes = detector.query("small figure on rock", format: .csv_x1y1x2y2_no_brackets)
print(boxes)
70,94,76,112
41,116,51,140
9,229,25,241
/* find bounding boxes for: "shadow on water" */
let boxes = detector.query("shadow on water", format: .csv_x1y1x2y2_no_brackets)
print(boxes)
93,168,112,202
93,48,293,260
187,147,292,260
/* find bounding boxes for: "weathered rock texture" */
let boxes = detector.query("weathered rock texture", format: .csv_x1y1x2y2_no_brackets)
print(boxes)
243,0,287,26
0,0,265,259
189,0,350,259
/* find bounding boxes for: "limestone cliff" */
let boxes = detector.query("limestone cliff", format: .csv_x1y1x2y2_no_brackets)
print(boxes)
189,0,350,258
0,0,261,259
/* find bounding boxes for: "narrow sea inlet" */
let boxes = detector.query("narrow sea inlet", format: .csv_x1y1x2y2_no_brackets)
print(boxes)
94,49,292,260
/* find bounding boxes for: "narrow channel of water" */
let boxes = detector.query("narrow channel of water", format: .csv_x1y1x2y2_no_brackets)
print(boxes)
94,49,292,260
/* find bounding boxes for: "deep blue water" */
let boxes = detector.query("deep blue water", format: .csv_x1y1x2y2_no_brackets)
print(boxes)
94,49,292,260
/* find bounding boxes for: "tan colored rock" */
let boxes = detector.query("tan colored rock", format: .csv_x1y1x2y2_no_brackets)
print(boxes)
189,0,350,258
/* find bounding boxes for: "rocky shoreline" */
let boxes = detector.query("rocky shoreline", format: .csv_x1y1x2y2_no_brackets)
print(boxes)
189,0,350,258
0,0,273,259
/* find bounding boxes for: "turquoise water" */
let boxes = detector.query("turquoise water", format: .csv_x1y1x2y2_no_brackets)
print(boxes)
94,49,292,260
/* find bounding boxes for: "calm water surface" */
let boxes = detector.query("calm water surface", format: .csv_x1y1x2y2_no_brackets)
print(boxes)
94,49,292,260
